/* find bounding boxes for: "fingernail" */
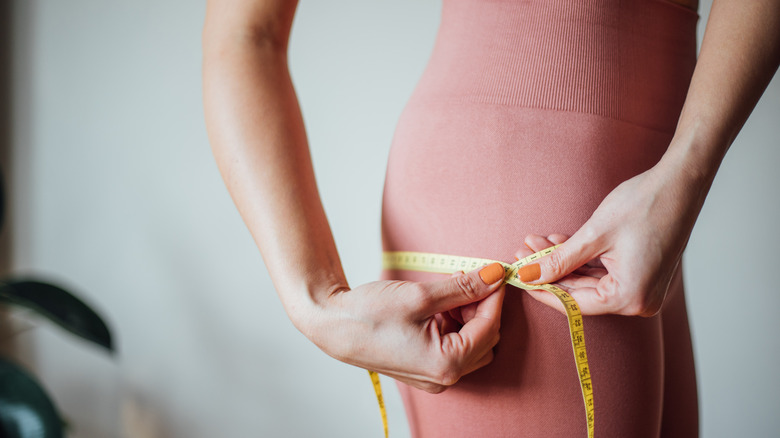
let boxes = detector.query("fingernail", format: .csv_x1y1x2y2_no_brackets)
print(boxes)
517,264,541,282
479,263,505,284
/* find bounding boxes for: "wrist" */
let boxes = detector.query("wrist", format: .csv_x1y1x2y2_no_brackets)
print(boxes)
284,279,352,356
660,117,730,186
646,129,728,231
654,135,722,203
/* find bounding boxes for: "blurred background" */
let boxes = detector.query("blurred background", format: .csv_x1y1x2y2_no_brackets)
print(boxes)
1,0,777,437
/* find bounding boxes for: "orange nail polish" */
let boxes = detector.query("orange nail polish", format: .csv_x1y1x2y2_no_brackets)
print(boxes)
517,264,541,282
479,263,505,284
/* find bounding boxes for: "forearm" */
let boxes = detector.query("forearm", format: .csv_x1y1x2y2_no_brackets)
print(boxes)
662,0,780,187
202,14,348,331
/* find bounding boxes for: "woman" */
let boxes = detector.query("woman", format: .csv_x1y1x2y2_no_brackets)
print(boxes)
202,0,780,436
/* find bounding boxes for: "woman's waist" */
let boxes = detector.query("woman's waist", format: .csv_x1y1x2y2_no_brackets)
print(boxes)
386,102,674,176
381,104,673,255
414,0,698,133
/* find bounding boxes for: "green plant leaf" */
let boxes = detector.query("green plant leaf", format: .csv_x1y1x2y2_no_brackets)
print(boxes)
0,280,113,353
0,357,64,438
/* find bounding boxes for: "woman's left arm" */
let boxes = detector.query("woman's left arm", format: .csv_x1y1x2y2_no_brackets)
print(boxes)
516,0,780,316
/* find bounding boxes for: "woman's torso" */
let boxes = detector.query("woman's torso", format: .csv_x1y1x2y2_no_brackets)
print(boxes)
381,1,699,436
382,0,698,258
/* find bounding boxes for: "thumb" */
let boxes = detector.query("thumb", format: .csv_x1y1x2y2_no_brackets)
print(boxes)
418,262,506,316
517,228,601,284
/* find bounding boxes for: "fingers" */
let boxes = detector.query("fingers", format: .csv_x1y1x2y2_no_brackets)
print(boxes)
524,289,568,313
392,283,505,393
557,272,603,290
548,234,606,270
445,271,486,324
393,344,497,394
513,241,536,261
567,275,618,315
574,266,607,278
517,235,661,316
459,301,479,323
518,234,604,272
441,283,505,368
347,273,506,396
547,233,569,245
417,263,505,317
447,271,466,324
573,273,668,317
515,234,610,315
442,272,506,374
439,310,461,335
517,227,603,285
525,234,555,253
461,347,495,376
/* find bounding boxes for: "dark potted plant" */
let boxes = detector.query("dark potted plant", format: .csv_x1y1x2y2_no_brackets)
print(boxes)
0,168,115,438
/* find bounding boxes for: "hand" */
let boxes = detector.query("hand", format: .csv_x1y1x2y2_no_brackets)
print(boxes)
514,162,704,317
307,263,506,393
514,233,607,314
441,270,492,334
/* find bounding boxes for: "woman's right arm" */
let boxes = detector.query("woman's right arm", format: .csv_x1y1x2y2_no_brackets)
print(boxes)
202,0,506,393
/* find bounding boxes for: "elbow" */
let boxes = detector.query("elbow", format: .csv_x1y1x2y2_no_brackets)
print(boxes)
202,1,297,58
202,24,289,57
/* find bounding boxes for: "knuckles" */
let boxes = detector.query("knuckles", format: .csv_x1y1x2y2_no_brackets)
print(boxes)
620,301,647,316
418,382,448,394
428,356,463,389
579,224,599,247
634,296,664,317
617,286,665,317
433,364,461,388
545,248,567,279
588,275,666,317
414,363,460,394
453,273,482,302
490,332,501,348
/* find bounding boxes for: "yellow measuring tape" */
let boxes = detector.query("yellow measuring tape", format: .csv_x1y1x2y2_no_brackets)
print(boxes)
368,245,595,438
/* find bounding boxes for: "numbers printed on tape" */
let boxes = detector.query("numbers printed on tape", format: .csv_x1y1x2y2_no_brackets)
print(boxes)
369,246,595,438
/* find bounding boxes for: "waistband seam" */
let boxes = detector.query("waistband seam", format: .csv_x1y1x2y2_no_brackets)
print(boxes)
406,95,678,137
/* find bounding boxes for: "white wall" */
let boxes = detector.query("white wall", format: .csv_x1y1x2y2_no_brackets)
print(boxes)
6,0,778,437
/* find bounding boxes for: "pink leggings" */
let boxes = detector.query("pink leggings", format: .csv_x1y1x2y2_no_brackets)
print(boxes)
380,0,699,436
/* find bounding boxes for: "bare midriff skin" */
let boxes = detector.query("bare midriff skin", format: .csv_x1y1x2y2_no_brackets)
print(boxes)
668,0,698,12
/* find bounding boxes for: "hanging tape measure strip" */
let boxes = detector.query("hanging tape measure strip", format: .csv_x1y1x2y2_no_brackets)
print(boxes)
367,369,388,438
368,245,594,438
